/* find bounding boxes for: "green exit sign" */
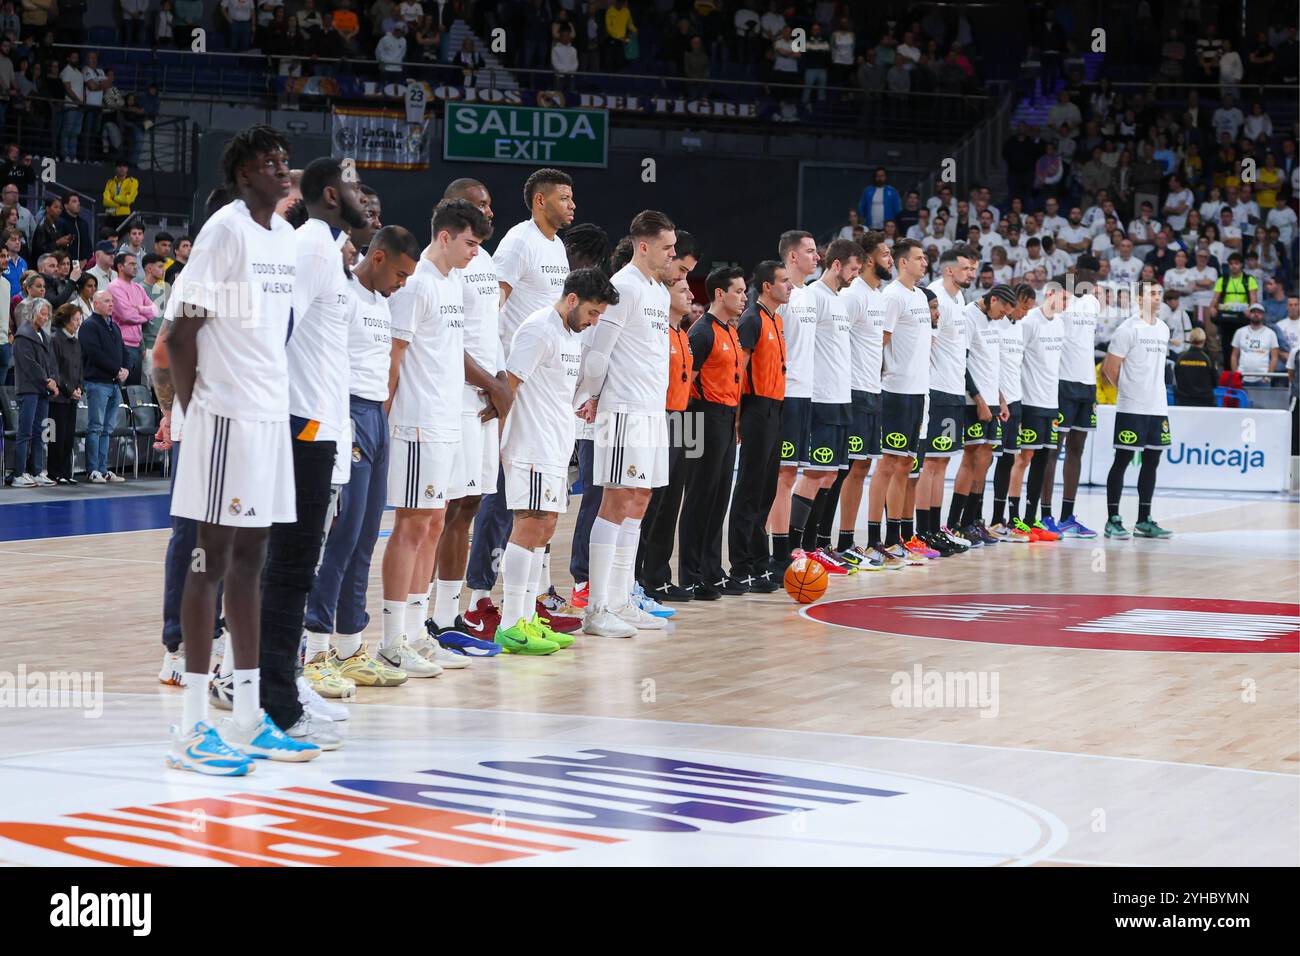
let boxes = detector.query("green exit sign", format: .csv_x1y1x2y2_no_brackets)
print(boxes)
443,102,609,168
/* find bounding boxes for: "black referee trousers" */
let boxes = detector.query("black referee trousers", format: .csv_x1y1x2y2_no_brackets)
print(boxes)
727,394,782,580
260,433,336,733
678,400,739,588
638,410,687,588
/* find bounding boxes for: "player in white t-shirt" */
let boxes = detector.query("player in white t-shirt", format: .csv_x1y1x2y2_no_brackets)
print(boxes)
946,284,1014,544
574,210,676,637
1231,304,1281,383
1102,282,1173,539
495,268,620,653
303,224,424,693
869,238,932,554
379,199,491,679
786,238,860,573
464,168,573,628
914,245,978,555
244,156,373,748
1012,285,1066,538
987,283,1036,537
165,126,317,773
1040,256,1104,540
423,179,520,657
766,230,820,575
836,232,896,567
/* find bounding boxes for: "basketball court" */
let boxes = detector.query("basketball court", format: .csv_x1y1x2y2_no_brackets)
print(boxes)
0,481,1295,867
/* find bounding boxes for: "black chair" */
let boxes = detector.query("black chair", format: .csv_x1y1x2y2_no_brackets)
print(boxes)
125,385,160,477
0,385,17,478
110,390,135,479
74,401,88,478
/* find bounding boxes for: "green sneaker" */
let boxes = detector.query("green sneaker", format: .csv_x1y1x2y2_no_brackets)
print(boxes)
527,614,575,649
1133,520,1173,539
1104,516,1130,539
494,618,560,655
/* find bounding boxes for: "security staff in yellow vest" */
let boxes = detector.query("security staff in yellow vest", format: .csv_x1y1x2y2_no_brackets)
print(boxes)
1209,251,1259,367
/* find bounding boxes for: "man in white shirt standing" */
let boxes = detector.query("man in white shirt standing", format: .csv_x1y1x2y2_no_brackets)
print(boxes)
1055,207,1091,265
1162,174,1194,233
58,50,85,162
1231,303,1281,384
575,210,676,636
1108,238,1144,286
1102,282,1173,539
464,169,572,634
1127,201,1161,261
494,269,619,654
1040,197,1067,237
81,51,107,161
1007,284,1066,540
380,199,491,677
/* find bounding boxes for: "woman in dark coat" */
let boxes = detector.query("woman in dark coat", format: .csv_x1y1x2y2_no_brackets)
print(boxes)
47,301,84,483
10,295,57,485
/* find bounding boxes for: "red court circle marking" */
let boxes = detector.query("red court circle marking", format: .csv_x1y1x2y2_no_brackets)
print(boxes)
804,593,1300,653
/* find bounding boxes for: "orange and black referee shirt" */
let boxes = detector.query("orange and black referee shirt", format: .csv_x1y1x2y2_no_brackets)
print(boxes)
737,299,785,400
666,322,691,411
687,311,742,407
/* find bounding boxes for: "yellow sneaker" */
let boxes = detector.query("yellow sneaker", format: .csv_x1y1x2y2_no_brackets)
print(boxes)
526,614,575,649
335,642,408,687
304,650,356,699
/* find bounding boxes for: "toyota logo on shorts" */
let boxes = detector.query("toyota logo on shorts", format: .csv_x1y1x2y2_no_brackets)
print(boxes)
968,423,984,438
1019,427,1037,444
885,432,908,449
781,440,796,459
932,435,953,451
1118,429,1138,444
811,446,834,464
848,435,864,453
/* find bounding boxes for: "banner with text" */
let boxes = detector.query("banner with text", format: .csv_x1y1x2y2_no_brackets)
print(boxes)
331,108,431,170
444,102,609,167
1087,405,1290,491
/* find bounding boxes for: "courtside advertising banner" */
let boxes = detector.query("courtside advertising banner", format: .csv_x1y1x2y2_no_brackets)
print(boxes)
331,108,431,170
1088,405,1291,491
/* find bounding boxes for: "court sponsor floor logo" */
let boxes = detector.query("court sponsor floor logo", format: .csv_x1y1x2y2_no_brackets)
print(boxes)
0,741,1060,866
805,594,1300,653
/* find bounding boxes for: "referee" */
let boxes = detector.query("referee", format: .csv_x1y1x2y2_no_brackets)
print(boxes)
678,266,747,599
726,260,790,592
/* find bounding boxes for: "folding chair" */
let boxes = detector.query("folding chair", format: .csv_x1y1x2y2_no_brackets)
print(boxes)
125,385,160,477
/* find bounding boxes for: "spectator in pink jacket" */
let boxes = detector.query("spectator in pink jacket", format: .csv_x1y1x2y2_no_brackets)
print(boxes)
108,251,155,386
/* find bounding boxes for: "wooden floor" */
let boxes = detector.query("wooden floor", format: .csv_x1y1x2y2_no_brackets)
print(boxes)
0,484,1296,866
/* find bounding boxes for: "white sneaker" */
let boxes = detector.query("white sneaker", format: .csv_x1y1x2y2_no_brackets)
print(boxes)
613,602,667,630
104,471,125,483
582,606,637,639
210,671,234,710
376,639,443,677
296,675,349,721
11,473,35,487
421,637,471,669
33,471,56,486
285,709,343,750
88,471,106,483
159,648,185,686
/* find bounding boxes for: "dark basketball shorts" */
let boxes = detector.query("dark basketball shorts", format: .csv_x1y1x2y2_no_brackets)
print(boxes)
848,389,881,461
1114,412,1172,451
994,400,1022,456
923,390,966,457
808,401,851,470
880,390,925,457
779,395,812,466
964,404,996,445
1018,404,1059,451
1057,379,1098,432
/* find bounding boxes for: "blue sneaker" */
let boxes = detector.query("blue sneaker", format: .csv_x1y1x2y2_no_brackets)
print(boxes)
430,617,503,656
1057,515,1097,538
1040,516,1064,537
221,711,320,762
166,721,255,776
633,583,675,618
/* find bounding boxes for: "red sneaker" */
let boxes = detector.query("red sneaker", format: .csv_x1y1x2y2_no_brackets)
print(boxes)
807,547,850,574
570,581,589,609
536,599,582,634
461,597,501,640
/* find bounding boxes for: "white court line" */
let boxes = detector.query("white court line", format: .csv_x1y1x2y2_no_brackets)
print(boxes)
18,694,1295,779
0,548,164,565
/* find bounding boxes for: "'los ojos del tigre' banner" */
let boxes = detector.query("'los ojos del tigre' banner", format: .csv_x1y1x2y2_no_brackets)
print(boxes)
331,107,432,170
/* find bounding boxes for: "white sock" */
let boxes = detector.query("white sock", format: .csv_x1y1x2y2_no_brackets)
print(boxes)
500,542,533,628
232,668,260,729
524,547,546,617
381,600,406,650
305,631,330,660
539,546,552,595
470,588,491,605
182,671,210,731
407,591,428,637
611,517,642,608
218,636,233,677
433,578,463,629
335,632,362,660
588,516,621,610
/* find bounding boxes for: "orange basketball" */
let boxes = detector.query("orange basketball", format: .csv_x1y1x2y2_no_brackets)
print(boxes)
784,558,828,604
